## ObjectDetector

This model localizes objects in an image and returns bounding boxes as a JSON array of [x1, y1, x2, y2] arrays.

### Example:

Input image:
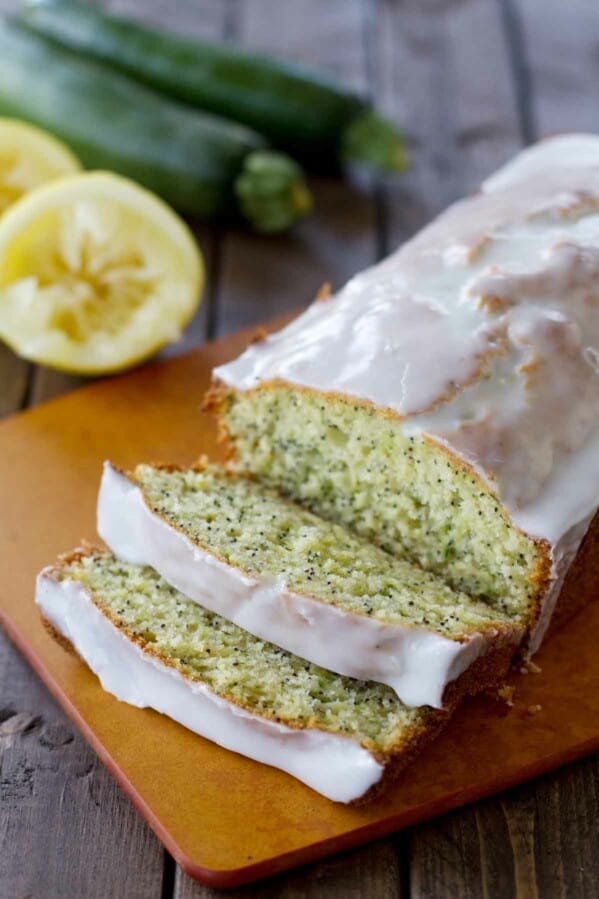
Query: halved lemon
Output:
[[0, 118, 81, 215], [0, 172, 203, 374]]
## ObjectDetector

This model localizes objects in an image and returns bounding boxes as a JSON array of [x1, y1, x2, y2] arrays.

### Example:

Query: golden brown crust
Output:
[[52, 540, 106, 572], [249, 327, 268, 344], [41, 616, 78, 657], [314, 282, 332, 302], [442, 630, 520, 707], [200, 378, 236, 459], [355, 709, 449, 805], [356, 631, 523, 804]]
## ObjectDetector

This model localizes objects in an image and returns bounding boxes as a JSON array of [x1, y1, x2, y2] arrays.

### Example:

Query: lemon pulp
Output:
[[0, 172, 203, 374]]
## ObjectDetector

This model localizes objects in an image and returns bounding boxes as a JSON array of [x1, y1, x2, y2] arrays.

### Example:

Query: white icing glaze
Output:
[[36, 570, 384, 803], [529, 513, 594, 654], [215, 135, 599, 539], [215, 136, 599, 647], [98, 461, 489, 708]]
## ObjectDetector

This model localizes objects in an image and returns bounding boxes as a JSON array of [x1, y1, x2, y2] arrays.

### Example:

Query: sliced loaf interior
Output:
[[213, 386, 548, 626], [98, 461, 523, 707], [37, 547, 449, 803]]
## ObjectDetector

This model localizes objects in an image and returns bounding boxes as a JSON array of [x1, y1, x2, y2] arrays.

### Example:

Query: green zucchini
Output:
[[0, 19, 312, 233], [18, 0, 407, 174]]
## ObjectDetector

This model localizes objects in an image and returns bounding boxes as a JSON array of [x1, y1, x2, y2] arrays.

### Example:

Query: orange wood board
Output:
[[1, 325, 598, 888]]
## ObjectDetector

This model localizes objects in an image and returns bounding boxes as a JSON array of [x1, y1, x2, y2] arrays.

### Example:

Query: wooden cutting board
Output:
[[1, 324, 598, 889]]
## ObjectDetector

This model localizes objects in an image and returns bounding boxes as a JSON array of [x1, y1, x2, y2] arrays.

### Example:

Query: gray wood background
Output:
[[1, 0, 598, 896]]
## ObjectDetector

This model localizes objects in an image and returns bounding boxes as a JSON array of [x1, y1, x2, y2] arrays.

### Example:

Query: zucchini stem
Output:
[[340, 111, 408, 174], [234, 151, 313, 234]]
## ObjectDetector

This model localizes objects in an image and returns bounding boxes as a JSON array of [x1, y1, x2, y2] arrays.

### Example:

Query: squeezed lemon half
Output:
[[0, 118, 81, 214], [0, 172, 203, 374]]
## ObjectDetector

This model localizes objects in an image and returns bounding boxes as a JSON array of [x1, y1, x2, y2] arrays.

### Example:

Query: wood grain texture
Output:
[[374, 0, 522, 252], [0, 345, 29, 418], [175, 839, 403, 899], [30, 368, 87, 406], [0, 628, 165, 899], [214, 0, 378, 337], [409, 757, 599, 899], [517, 0, 599, 135]]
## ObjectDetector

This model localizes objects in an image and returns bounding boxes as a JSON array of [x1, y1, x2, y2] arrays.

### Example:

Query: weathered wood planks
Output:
[[0, 611, 165, 898], [210, 0, 377, 338]]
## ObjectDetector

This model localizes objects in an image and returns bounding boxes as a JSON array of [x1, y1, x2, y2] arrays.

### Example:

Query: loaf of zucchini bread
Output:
[[208, 134, 599, 655], [36, 136, 599, 804]]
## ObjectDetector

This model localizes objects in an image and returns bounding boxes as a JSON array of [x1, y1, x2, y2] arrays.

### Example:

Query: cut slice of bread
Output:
[[36, 546, 451, 803], [208, 383, 548, 632], [98, 461, 523, 709]]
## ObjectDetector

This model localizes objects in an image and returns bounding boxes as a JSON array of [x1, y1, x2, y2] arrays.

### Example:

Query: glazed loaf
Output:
[[209, 134, 599, 654]]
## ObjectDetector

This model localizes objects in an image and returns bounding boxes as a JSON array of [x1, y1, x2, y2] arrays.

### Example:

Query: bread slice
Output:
[[37, 546, 451, 803], [207, 383, 547, 631], [98, 461, 523, 709], [207, 135, 599, 655]]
